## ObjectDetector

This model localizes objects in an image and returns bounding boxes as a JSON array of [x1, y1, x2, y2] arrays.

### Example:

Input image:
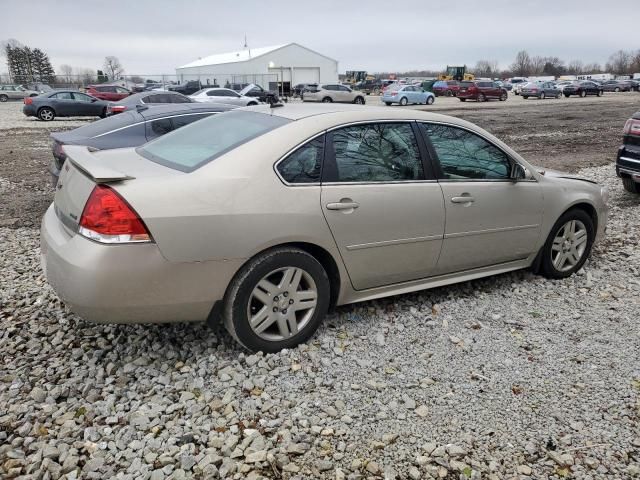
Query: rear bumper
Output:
[[40, 204, 244, 324], [23, 105, 37, 116], [616, 147, 640, 177]]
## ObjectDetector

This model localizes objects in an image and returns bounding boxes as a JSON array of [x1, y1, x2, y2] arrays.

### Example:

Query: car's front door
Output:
[[419, 122, 543, 274], [72, 92, 101, 115], [321, 122, 445, 290]]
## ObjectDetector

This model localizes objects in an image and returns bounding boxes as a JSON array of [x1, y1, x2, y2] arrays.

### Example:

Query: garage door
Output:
[[293, 67, 320, 85]]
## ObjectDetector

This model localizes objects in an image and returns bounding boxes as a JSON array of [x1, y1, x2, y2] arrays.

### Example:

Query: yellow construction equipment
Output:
[[438, 66, 475, 81]]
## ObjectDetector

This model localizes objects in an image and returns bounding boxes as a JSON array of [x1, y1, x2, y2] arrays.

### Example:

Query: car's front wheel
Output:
[[353, 96, 365, 105], [426, 96, 434, 105], [622, 177, 640, 194], [223, 247, 330, 352], [322, 97, 333, 103], [38, 107, 55, 121], [580, 90, 587, 97], [0, 94, 8, 102], [540, 209, 594, 279]]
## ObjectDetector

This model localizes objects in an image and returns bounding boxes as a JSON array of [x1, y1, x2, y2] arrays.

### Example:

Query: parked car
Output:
[[510, 78, 529, 95], [382, 85, 435, 105], [621, 80, 640, 92], [107, 91, 193, 115], [292, 83, 316, 97], [616, 111, 640, 193], [432, 80, 460, 97], [563, 81, 603, 98], [85, 85, 131, 101], [555, 80, 577, 92], [502, 82, 514, 91], [457, 81, 508, 102], [355, 79, 384, 95], [23, 91, 109, 121], [420, 80, 438, 93], [238, 84, 279, 104], [42, 104, 608, 352], [0, 84, 39, 102], [600, 80, 632, 92], [21, 83, 53, 94], [302, 84, 366, 104], [168, 80, 202, 96], [190, 88, 261, 106], [521, 82, 562, 99], [48, 103, 236, 184]]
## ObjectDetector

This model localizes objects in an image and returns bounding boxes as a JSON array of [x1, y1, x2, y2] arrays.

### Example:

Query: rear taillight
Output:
[[531, 89, 538, 92], [623, 119, 640, 137], [390, 91, 398, 96], [79, 185, 151, 243], [24, 97, 33, 105], [109, 105, 126, 114]]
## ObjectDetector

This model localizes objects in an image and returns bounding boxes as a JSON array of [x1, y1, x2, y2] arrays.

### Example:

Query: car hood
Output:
[[535, 167, 599, 185]]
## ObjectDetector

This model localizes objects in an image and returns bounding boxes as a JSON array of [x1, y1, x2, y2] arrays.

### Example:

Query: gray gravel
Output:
[[1, 164, 639, 480]]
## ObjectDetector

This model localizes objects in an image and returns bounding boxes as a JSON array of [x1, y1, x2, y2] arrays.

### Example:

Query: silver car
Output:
[[303, 84, 366, 104], [41, 104, 608, 352], [0, 84, 39, 102], [190, 88, 260, 106]]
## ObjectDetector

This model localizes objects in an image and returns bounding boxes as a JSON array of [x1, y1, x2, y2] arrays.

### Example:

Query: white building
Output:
[[175, 43, 338, 91]]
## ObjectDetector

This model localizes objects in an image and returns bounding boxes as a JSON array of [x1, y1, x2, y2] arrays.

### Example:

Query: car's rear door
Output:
[[321, 121, 445, 290], [51, 92, 76, 115], [419, 122, 543, 274]]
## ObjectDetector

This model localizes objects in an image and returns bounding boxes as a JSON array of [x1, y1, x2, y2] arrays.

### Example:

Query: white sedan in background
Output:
[[190, 88, 261, 106]]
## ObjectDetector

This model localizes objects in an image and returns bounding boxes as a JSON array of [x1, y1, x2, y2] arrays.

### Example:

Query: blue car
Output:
[[382, 84, 435, 106]]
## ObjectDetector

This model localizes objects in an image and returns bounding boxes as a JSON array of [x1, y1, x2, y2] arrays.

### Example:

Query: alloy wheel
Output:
[[551, 219, 588, 272], [247, 266, 318, 341], [39, 109, 54, 121]]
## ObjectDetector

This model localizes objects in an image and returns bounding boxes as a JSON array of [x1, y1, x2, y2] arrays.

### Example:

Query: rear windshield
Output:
[[137, 111, 291, 172]]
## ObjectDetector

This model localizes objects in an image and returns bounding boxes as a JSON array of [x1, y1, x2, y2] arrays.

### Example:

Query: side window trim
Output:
[[418, 121, 519, 182], [322, 121, 431, 185], [274, 132, 326, 186]]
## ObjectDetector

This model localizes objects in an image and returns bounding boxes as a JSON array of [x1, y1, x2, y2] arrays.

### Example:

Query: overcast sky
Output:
[[1, 0, 636, 75]]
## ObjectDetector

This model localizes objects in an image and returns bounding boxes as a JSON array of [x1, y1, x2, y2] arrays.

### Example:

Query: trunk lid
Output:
[[54, 145, 180, 232]]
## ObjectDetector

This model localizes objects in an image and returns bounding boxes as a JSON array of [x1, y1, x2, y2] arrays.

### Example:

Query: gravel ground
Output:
[[1, 165, 639, 480]]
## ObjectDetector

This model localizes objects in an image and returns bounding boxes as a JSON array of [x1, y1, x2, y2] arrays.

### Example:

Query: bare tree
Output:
[[510, 50, 531, 77], [567, 60, 584, 75], [530, 56, 546, 75], [473, 60, 499, 78], [583, 62, 602, 74], [607, 50, 632, 74], [631, 50, 640, 74], [542, 56, 565, 76], [58, 64, 73, 82], [103, 56, 124, 80]]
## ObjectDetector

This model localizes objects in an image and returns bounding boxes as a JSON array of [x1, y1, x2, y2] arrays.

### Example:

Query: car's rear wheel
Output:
[[426, 96, 434, 105], [322, 97, 333, 103], [353, 96, 365, 105], [446, 90, 452, 97], [247, 101, 258, 106], [522, 96, 528, 99], [580, 90, 587, 97], [38, 107, 55, 121], [540, 92, 546, 99], [385, 102, 392, 106], [499, 92, 507, 101], [0, 94, 8, 102], [100, 108, 107, 119], [478, 94, 486, 102], [564, 93, 570, 98], [614, 87, 620, 92], [597, 90, 602, 97], [224, 247, 330, 352], [459, 98, 466, 102], [540, 209, 594, 279], [622, 177, 640, 194], [399, 97, 408, 106]]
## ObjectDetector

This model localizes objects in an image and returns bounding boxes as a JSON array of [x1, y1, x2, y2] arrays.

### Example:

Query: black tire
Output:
[[459, 98, 466, 102], [523, 96, 529, 100], [564, 93, 570, 97], [29, 93, 38, 97], [622, 177, 640, 194], [322, 97, 333, 103], [446, 90, 452, 97], [614, 87, 620, 92], [539, 209, 595, 279], [580, 90, 587, 98], [385, 102, 392, 106], [540, 92, 546, 100], [478, 94, 486, 102], [38, 107, 55, 121], [426, 96, 434, 105], [353, 96, 365, 105], [99, 108, 107, 119], [399, 97, 408, 106], [499, 92, 508, 101], [247, 101, 258, 106], [597, 90, 602, 97], [223, 247, 330, 352], [0, 94, 8, 102]]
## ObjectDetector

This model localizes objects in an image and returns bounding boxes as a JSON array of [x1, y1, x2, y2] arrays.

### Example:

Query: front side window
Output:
[[73, 93, 93, 102], [277, 136, 324, 184], [422, 123, 511, 180], [331, 123, 424, 182]]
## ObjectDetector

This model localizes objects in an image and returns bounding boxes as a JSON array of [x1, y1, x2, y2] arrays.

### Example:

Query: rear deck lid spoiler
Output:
[[63, 145, 134, 183]]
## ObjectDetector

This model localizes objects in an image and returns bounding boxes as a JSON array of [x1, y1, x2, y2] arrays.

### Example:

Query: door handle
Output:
[[326, 201, 360, 210], [451, 196, 475, 204]]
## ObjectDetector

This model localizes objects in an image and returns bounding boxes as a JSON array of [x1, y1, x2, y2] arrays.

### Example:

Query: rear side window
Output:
[[171, 113, 213, 129], [277, 136, 324, 184], [138, 111, 291, 172], [421, 123, 511, 180], [460, 82, 474, 88], [330, 123, 424, 182], [53, 92, 73, 100], [146, 118, 173, 139]]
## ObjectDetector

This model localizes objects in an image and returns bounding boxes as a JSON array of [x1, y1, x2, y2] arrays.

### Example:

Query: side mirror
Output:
[[510, 163, 527, 182]]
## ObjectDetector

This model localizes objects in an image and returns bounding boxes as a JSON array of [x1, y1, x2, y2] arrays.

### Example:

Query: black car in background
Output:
[[168, 80, 202, 95], [23, 91, 109, 121], [563, 81, 603, 98], [238, 84, 279, 104], [616, 111, 640, 193], [107, 90, 193, 114], [48, 103, 236, 183], [621, 80, 640, 92]]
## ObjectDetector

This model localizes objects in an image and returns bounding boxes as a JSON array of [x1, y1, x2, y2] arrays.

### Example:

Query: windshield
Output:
[[137, 111, 291, 172], [239, 83, 260, 95]]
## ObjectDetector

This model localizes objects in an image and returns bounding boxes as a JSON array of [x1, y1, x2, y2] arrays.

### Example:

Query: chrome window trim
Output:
[[92, 112, 216, 138], [273, 131, 326, 187], [418, 120, 538, 183]]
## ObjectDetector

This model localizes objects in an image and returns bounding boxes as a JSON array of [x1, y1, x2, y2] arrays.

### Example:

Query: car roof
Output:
[[116, 91, 192, 105], [138, 103, 236, 119]]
